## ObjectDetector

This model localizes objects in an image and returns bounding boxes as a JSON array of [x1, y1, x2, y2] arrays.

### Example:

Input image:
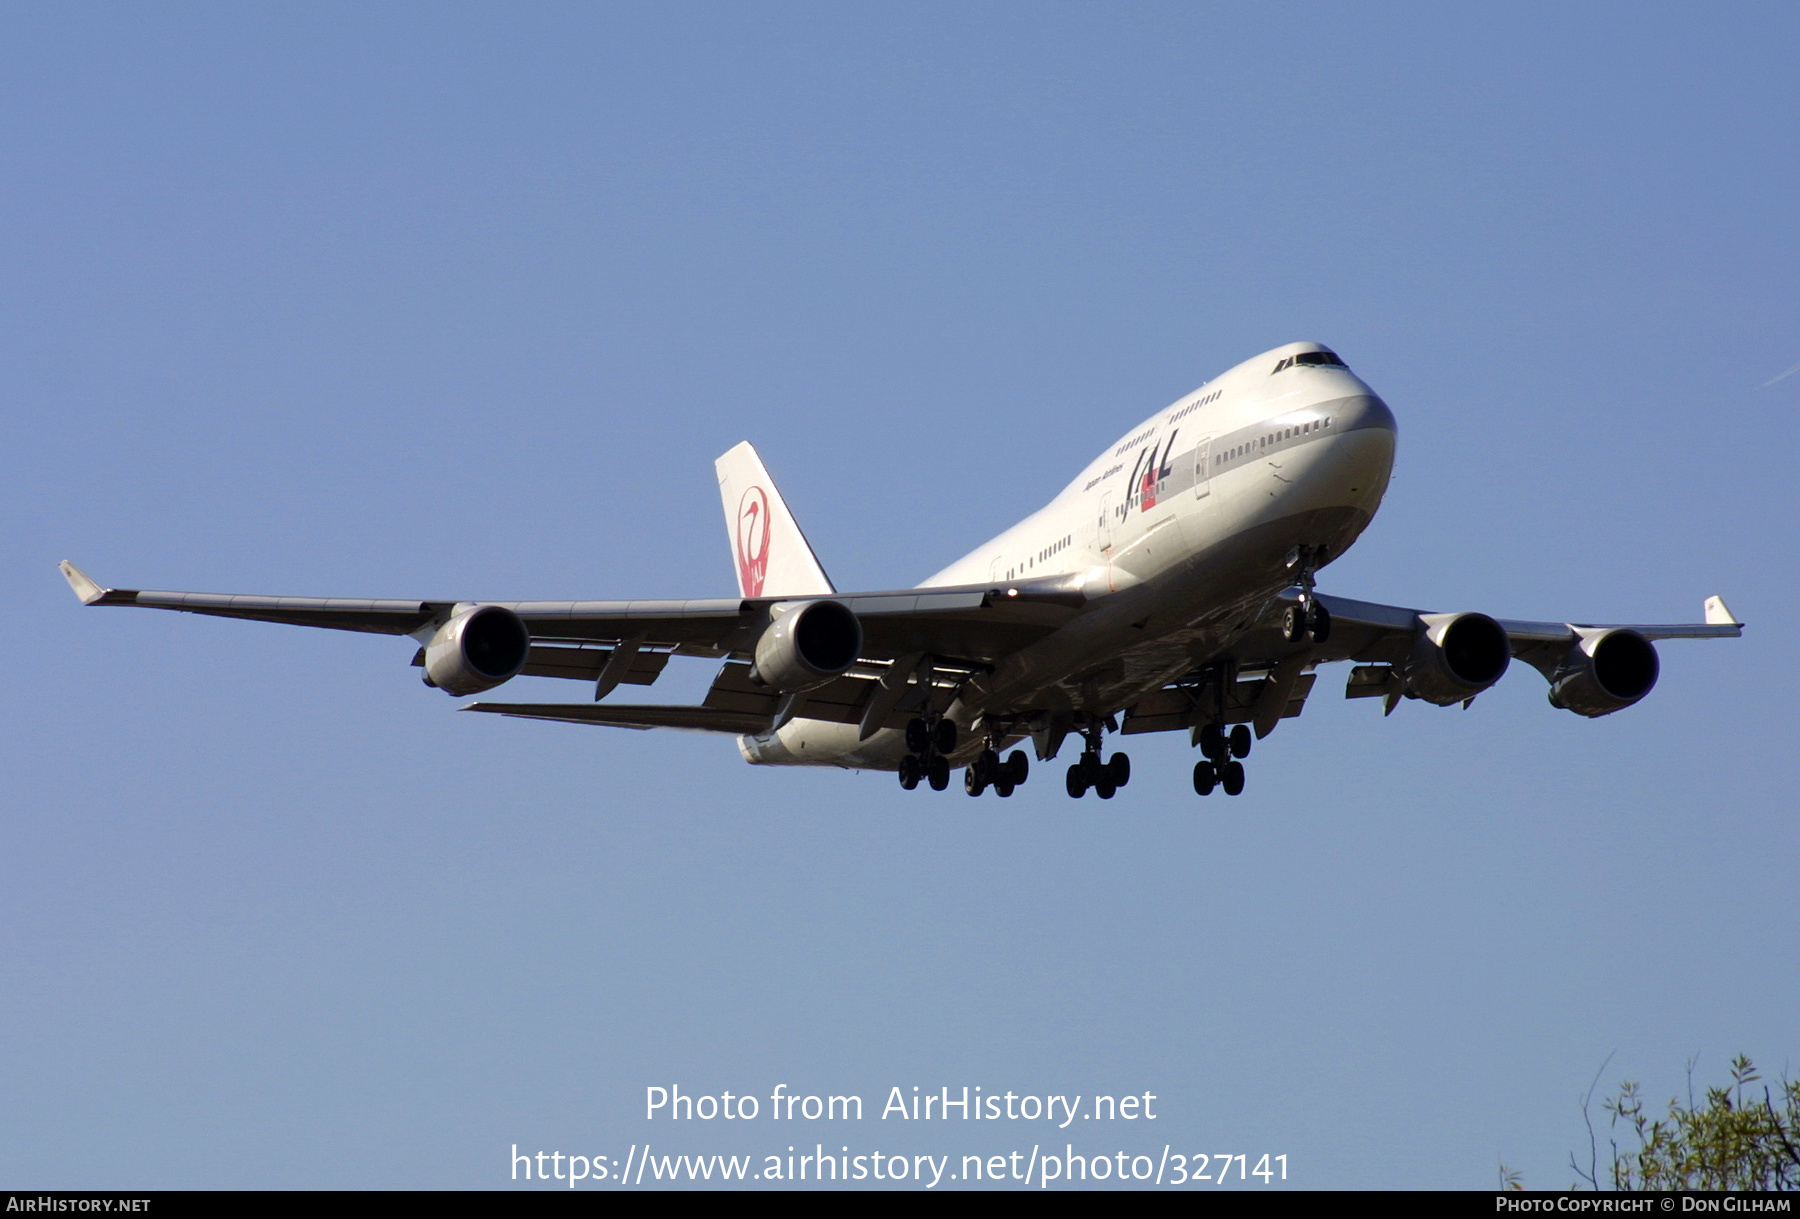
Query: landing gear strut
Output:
[[1281, 544, 1333, 644], [1192, 721, 1251, 797], [905, 716, 956, 756], [1065, 721, 1130, 800]]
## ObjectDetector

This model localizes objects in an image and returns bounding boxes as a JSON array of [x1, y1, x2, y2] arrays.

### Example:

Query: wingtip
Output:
[[58, 560, 106, 605], [1704, 595, 1741, 627]]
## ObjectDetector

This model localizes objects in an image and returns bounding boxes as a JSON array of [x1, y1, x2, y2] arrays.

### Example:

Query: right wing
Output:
[[457, 703, 769, 734], [59, 559, 1085, 679], [465, 657, 947, 738]]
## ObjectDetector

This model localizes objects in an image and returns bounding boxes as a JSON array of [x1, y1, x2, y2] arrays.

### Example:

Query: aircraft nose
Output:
[[1332, 393, 1397, 438], [1316, 392, 1397, 515]]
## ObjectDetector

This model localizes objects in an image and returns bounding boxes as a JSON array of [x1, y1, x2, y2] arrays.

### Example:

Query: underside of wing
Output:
[[1121, 668, 1316, 737], [59, 561, 1084, 712], [1117, 589, 1744, 740], [1125, 588, 1747, 729], [460, 703, 769, 734], [61, 560, 447, 634]]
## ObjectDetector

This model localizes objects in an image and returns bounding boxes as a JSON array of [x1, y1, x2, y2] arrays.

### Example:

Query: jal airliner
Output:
[[60, 342, 1741, 799]]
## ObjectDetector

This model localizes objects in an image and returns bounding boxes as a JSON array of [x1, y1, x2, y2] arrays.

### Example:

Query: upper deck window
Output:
[[1272, 349, 1348, 374]]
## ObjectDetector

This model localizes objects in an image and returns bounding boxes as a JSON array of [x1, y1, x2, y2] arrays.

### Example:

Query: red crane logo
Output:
[[736, 486, 771, 597]]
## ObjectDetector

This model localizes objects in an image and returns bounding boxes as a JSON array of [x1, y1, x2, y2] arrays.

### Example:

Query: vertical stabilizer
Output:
[[714, 442, 835, 598]]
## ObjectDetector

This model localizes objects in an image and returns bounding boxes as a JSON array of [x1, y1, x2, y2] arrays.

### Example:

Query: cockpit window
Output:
[[1272, 349, 1348, 374]]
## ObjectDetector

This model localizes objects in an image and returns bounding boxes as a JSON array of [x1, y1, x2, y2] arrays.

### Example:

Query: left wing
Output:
[[1308, 590, 1742, 672], [1123, 590, 1743, 739]]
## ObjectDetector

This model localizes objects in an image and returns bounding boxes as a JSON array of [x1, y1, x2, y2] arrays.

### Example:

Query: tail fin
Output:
[[714, 442, 835, 598]]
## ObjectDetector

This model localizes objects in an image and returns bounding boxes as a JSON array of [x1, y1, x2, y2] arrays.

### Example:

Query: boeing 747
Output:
[[60, 342, 1741, 799]]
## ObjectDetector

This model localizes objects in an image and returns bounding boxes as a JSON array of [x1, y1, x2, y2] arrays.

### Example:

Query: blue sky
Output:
[[3, 2, 1796, 1189]]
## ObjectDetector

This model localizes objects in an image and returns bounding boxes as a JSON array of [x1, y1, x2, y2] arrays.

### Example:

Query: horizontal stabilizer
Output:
[[461, 702, 767, 734]]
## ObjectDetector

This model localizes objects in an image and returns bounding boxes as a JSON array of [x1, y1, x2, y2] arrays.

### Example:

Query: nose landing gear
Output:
[[1281, 545, 1333, 644]]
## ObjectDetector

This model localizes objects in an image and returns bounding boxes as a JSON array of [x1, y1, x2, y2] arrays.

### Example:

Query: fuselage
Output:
[[741, 341, 1398, 768]]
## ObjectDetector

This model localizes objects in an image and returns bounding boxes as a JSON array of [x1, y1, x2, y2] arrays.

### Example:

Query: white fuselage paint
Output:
[[739, 341, 1399, 769]]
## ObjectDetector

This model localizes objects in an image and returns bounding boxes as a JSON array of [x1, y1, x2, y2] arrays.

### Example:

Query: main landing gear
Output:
[[898, 716, 954, 791], [1065, 723, 1130, 800], [1192, 722, 1251, 797], [964, 745, 1029, 798], [897, 717, 1031, 796], [897, 716, 957, 792], [1281, 544, 1333, 644]]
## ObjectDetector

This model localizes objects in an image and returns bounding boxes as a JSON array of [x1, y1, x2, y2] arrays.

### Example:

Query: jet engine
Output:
[[1547, 628, 1659, 717], [422, 604, 531, 696], [751, 599, 863, 692], [1403, 612, 1512, 705]]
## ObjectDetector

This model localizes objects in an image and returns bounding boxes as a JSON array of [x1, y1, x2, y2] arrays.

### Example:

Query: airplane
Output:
[[59, 341, 1743, 800]]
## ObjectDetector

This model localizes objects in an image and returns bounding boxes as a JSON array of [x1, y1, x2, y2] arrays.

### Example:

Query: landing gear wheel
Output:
[[1307, 601, 1332, 643], [927, 755, 950, 791], [1198, 723, 1227, 761], [974, 748, 999, 785], [993, 780, 1015, 798], [1108, 752, 1131, 787], [964, 765, 986, 797], [898, 755, 921, 790], [1193, 760, 1217, 795], [905, 718, 930, 755], [1229, 725, 1252, 759], [1220, 760, 1246, 796], [1282, 604, 1306, 643], [934, 719, 958, 755], [1066, 765, 1088, 799], [1093, 780, 1116, 799], [1005, 750, 1029, 786]]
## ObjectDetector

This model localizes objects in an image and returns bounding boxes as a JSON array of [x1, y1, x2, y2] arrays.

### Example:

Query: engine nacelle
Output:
[[1547, 628, 1659, 717], [422, 604, 531, 696], [1403, 611, 1512, 706], [751, 599, 862, 693]]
